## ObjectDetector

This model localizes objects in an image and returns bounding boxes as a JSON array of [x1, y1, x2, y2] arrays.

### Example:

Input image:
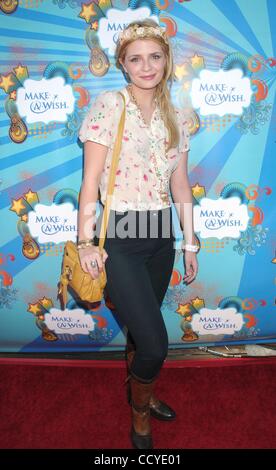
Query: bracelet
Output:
[[77, 238, 95, 250], [182, 242, 199, 253]]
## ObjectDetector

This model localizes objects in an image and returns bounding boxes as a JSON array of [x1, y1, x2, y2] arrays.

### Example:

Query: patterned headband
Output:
[[117, 23, 169, 46]]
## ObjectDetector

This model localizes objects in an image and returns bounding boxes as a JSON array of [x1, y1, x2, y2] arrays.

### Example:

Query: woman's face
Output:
[[120, 39, 166, 90]]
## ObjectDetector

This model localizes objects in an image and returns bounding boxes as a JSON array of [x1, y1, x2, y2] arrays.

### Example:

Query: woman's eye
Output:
[[130, 55, 161, 62]]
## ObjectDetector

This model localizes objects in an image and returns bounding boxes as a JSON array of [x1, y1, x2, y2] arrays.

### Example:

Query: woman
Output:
[[77, 19, 199, 449]]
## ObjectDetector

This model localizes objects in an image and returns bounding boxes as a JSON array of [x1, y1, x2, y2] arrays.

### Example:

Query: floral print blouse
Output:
[[78, 86, 190, 212]]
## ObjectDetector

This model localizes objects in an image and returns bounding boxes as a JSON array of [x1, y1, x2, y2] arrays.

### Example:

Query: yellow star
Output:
[[190, 53, 205, 70], [183, 81, 191, 90], [91, 20, 98, 31], [176, 303, 192, 316], [40, 296, 54, 310], [192, 183, 205, 199], [9, 197, 27, 216], [24, 189, 39, 206], [28, 302, 43, 315], [0, 73, 16, 93], [175, 64, 186, 80], [13, 64, 28, 81], [10, 90, 17, 100], [176, 62, 196, 81], [98, 0, 112, 11], [191, 297, 205, 310], [79, 2, 97, 23], [21, 214, 28, 223]]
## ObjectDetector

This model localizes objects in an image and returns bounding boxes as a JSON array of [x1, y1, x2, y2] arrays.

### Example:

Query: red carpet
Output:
[[0, 359, 275, 449]]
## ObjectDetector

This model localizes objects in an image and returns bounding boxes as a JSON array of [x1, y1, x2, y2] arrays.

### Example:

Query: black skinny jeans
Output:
[[94, 206, 176, 382]]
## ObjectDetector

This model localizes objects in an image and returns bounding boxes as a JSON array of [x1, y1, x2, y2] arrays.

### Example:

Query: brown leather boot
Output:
[[126, 348, 176, 421], [130, 373, 154, 449]]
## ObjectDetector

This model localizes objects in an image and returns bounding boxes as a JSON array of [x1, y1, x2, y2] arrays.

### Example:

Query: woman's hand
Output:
[[78, 245, 108, 279], [183, 251, 198, 285]]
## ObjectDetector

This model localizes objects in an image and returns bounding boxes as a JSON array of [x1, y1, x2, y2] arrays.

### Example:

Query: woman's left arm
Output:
[[170, 151, 198, 284]]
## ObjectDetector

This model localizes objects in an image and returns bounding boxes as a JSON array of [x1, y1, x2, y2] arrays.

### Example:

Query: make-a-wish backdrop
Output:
[[0, 0, 275, 352]]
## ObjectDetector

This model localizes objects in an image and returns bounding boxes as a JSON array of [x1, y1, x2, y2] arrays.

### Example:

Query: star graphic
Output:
[[192, 183, 205, 199], [182, 82, 191, 91], [40, 296, 54, 310], [175, 64, 186, 80], [0, 73, 16, 93], [28, 302, 43, 315], [9, 197, 28, 216], [91, 20, 99, 31], [79, 2, 97, 23], [175, 62, 195, 81], [21, 214, 28, 223], [191, 297, 205, 310], [190, 53, 205, 70], [176, 303, 192, 316], [10, 90, 17, 100], [24, 189, 39, 206], [13, 64, 29, 82], [98, 0, 110, 10]]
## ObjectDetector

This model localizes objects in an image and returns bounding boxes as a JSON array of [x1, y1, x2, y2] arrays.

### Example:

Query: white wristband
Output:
[[182, 243, 199, 252]]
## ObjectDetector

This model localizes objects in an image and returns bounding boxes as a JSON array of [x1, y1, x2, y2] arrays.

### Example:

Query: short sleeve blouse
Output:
[[78, 86, 190, 212], [78, 90, 117, 149]]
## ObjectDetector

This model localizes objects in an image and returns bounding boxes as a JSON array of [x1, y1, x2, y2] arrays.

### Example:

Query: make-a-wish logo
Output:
[[27, 203, 77, 244], [98, 7, 159, 56], [45, 308, 95, 335], [191, 69, 253, 116], [192, 307, 244, 336], [16, 76, 75, 124], [194, 197, 249, 239]]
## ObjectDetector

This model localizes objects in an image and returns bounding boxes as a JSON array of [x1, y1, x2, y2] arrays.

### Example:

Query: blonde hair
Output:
[[114, 18, 180, 152]]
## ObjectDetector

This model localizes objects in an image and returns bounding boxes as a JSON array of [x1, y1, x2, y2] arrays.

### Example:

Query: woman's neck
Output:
[[128, 83, 156, 109]]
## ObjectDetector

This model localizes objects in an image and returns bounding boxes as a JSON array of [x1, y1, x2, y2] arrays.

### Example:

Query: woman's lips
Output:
[[140, 74, 156, 80]]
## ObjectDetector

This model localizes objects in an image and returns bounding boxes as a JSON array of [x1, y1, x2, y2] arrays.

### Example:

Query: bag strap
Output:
[[98, 91, 126, 250], [58, 265, 70, 308]]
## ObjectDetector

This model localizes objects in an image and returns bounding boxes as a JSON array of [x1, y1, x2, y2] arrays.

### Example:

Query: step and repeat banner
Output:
[[0, 0, 275, 352]]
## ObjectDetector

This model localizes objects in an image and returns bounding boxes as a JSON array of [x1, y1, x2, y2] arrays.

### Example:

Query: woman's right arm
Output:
[[77, 140, 109, 278]]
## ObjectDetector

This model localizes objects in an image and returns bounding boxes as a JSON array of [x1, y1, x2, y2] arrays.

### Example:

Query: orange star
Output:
[[190, 53, 205, 70], [175, 64, 186, 80], [176, 62, 195, 81], [28, 302, 42, 315], [91, 20, 98, 31], [21, 214, 28, 223], [10, 90, 17, 100], [192, 183, 205, 199], [79, 2, 97, 23], [191, 297, 205, 310], [24, 189, 39, 206], [13, 64, 28, 81], [9, 197, 27, 216], [0, 73, 16, 93], [176, 303, 192, 316], [40, 296, 53, 310], [182, 81, 191, 91], [98, 0, 111, 10]]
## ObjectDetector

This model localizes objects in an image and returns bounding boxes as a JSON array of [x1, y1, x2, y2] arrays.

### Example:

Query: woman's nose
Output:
[[142, 61, 152, 71]]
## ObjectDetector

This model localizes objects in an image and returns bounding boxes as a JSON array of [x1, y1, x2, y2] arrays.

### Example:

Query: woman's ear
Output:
[[119, 58, 127, 74]]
